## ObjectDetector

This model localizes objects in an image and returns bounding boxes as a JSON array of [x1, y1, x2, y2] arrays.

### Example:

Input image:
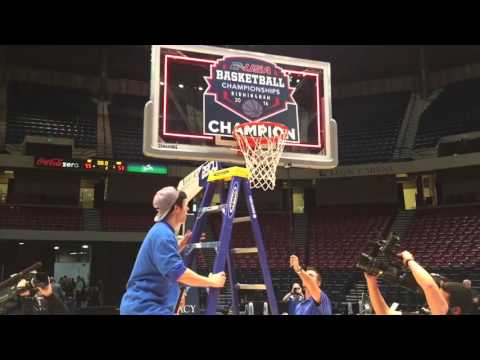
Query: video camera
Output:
[[356, 232, 420, 293], [20, 272, 51, 293], [0, 262, 48, 313]]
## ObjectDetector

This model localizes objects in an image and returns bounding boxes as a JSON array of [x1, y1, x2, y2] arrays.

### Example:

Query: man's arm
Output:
[[400, 251, 448, 315], [289, 255, 321, 303], [178, 231, 206, 253], [177, 231, 190, 253], [281, 292, 293, 303], [296, 270, 321, 303], [155, 232, 225, 289], [177, 269, 225, 288], [178, 236, 188, 253], [364, 273, 400, 315]]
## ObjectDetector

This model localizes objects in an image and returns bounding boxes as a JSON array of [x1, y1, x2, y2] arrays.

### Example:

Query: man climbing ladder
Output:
[[120, 186, 226, 315]]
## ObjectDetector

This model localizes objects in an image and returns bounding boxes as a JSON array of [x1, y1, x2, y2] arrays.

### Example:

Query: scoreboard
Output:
[[35, 157, 126, 174], [34, 157, 168, 176], [83, 159, 126, 173]]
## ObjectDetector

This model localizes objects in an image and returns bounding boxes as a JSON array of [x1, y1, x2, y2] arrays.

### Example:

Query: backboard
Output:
[[144, 45, 338, 169]]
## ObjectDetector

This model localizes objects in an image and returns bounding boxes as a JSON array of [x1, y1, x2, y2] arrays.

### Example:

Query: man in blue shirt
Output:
[[120, 186, 226, 315], [289, 255, 332, 315]]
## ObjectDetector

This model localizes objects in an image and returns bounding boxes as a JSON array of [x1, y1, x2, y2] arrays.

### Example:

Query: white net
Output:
[[233, 122, 289, 191]]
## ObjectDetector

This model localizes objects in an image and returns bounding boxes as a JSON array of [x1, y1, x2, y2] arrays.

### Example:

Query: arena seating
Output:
[[209, 213, 295, 270], [6, 83, 97, 148], [334, 92, 410, 165], [101, 204, 154, 232], [401, 206, 480, 269], [415, 78, 480, 149], [109, 95, 148, 160], [9, 194, 79, 206], [307, 204, 396, 269], [0, 205, 83, 230]]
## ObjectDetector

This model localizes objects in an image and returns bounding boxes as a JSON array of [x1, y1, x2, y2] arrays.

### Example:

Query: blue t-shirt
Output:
[[120, 221, 187, 315], [287, 295, 304, 315], [294, 291, 332, 315]]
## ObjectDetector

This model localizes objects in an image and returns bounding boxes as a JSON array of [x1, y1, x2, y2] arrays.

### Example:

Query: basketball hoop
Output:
[[233, 121, 289, 191]]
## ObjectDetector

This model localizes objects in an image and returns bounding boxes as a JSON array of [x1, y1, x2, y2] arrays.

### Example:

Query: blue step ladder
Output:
[[183, 167, 278, 315]]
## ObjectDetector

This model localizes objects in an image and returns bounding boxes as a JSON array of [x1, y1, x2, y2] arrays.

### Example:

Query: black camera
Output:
[[19, 272, 51, 294], [356, 232, 419, 293], [0, 264, 51, 314], [30, 272, 50, 289]]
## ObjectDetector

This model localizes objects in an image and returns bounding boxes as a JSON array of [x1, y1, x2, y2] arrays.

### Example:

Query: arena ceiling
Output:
[[4, 45, 480, 85]]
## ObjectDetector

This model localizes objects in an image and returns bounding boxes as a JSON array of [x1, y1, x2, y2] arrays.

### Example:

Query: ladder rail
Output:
[[242, 180, 279, 315], [185, 169, 279, 315], [205, 177, 242, 315], [226, 252, 240, 315]]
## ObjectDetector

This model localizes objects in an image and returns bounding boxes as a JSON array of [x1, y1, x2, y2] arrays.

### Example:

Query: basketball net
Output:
[[233, 121, 289, 191]]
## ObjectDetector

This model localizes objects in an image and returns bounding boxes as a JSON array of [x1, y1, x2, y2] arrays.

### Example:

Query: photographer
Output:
[[364, 251, 473, 315], [472, 296, 480, 314], [282, 282, 304, 315], [282, 283, 304, 303], [2, 276, 69, 315], [463, 279, 478, 298]]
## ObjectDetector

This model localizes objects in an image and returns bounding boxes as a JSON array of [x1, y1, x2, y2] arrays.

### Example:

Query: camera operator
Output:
[[2, 276, 69, 315], [364, 251, 473, 315], [282, 282, 304, 315], [463, 279, 478, 297], [463, 279, 479, 314], [282, 283, 304, 303], [472, 296, 480, 314]]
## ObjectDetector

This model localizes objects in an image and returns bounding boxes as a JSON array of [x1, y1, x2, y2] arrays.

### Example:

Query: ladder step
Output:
[[187, 241, 219, 250], [233, 216, 251, 223], [199, 205, 226, 214], [208, 167, 250, 182], [231, 247, 258, 254], [236, 283, 266, 291]]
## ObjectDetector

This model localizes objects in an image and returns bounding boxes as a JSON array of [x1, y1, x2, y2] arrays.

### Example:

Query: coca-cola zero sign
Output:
[[35, 157, 81, 169]]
